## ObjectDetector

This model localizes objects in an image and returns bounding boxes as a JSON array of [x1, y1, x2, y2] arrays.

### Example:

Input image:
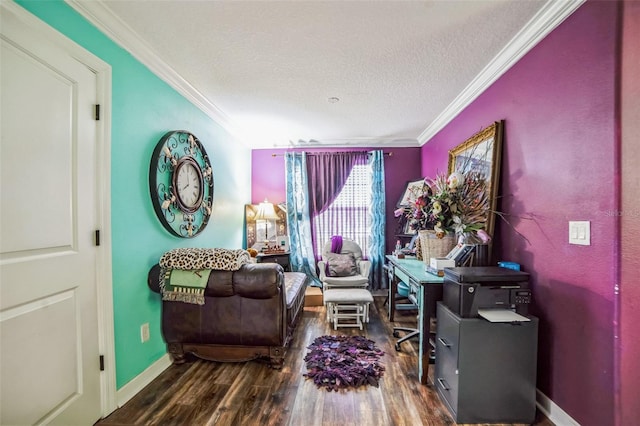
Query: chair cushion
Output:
[[283, 272, 307, 308], [323, 275, 369, 286], [325, 252, 357, 277], [322, 239, 363, 263], [397, 281, 411, 297], [323, 288, 373, 304]]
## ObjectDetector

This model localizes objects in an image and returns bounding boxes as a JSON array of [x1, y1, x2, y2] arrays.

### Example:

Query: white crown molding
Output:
[[66, 0, 584, 150], [268, 137, 421, 149], [65, 0, 244, 144], [418, 0, 586, 145]]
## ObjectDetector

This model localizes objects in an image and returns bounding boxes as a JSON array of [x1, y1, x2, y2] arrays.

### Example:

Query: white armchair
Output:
[[317, 239, 371, 291]]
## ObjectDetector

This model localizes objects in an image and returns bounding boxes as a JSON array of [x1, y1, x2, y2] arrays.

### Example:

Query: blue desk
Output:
[[386, 255, 444, 385]]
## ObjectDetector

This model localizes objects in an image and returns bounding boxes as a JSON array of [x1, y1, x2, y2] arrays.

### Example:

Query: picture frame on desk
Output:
[[402, 219, 417, 235], [446, 244, 476, 266], [397, 179, 427, 208]]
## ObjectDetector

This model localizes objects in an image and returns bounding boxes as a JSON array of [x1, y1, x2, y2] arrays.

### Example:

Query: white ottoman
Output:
[[323, 288, 374, 330]]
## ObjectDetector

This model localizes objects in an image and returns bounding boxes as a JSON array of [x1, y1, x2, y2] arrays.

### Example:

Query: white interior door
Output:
[[1, 5, 104, 425]]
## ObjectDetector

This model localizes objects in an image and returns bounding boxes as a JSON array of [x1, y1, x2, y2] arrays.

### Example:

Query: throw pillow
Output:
[[325, 252, 357, 277]]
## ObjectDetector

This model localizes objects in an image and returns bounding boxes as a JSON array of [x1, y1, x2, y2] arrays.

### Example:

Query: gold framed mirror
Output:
[[447, 120, 504, 239]]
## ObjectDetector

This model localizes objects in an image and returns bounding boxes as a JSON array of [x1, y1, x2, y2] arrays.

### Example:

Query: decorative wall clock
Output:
[[149, 130, 214, 238]]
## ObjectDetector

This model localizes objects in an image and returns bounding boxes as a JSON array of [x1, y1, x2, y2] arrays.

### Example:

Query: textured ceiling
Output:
[[71, 1, 580, 148]]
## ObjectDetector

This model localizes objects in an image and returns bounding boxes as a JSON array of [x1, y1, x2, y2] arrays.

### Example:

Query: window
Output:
[[313, 164, 371, 257]]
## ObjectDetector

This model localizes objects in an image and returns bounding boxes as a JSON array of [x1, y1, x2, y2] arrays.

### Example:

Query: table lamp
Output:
[[255, 199, 280, 248]]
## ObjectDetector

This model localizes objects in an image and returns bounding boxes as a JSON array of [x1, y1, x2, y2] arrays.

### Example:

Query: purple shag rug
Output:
[[303, 335, 385, 391]]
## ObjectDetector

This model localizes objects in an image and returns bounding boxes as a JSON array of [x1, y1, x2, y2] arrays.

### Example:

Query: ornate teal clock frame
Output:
[[149, 130, 214, 238]]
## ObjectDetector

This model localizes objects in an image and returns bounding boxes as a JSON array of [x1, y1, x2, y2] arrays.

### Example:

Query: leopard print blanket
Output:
[[159, 247, 251, 271], [159, 248, 251, 305]]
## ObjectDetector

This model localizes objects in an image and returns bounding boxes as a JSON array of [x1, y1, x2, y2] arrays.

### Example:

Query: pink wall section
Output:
[[249, 2, 637, 424], [421, 2, 623, 425], [251, 147, 422, 254], [620, 2, 640, 424]]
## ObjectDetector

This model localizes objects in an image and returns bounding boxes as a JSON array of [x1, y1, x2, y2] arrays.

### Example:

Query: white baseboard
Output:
[[116, 354, 172, 408], [536, 389, 581, 426]]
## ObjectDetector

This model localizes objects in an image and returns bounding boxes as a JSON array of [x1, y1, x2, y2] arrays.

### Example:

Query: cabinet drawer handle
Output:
[[437, 337, 451, 347], [437, 378, 450, 390]]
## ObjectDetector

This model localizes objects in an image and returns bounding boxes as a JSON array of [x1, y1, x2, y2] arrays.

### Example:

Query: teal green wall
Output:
[[16, 1, 251, 389]]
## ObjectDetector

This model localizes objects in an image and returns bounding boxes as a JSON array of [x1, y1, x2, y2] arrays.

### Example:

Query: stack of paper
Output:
[[478, 309, 531, 323]]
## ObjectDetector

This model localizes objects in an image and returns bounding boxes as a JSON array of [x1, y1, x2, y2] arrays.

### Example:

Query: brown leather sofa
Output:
[[148, 262, 307, 369]]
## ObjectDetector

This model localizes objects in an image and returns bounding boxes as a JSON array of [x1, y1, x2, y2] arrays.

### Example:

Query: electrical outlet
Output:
[[140, 323, 150, 343]]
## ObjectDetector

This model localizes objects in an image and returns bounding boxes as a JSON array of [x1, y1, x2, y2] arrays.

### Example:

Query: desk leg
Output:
[[417, 284, 429, 385], [388, 275, 398, 321], [418, 283, 443, 385]]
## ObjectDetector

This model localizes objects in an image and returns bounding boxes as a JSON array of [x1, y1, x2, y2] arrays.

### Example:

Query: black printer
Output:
[[443, 266, 531, 318]]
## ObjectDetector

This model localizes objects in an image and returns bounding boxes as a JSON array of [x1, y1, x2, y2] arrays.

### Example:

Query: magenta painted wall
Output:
[[620, 2, 640, 424], [421, 2, 622, 425], [251, 147, 422, 254], [248, 2, 639, 424]]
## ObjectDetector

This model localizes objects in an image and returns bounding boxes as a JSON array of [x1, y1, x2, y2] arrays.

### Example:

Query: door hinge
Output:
[[99, 355, 105, 371], [95, 230, 100, 246], [94, 104, 100, 120]]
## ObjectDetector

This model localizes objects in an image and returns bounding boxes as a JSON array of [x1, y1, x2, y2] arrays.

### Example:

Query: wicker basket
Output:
[[418, 230, 456, 265]]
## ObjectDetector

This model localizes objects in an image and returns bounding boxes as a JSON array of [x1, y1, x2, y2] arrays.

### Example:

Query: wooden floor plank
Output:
[[96, 296, 554, 426]]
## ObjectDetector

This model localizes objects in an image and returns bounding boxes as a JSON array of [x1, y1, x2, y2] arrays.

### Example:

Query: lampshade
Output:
[[255, 200, 279, 221]]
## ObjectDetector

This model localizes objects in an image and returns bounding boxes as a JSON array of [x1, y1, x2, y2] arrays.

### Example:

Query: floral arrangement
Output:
[[395, 171, 490, 239]]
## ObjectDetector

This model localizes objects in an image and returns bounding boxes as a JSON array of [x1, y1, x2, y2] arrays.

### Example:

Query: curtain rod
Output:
[[271, 151, 393, 157]]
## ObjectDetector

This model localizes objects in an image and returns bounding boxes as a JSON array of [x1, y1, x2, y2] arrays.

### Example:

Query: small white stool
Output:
[[323, 288, 374, 330]]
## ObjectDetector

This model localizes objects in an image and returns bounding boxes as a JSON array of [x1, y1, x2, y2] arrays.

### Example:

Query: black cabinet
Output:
[[256, 252, 290, 271], [435, 302, 538, 424]]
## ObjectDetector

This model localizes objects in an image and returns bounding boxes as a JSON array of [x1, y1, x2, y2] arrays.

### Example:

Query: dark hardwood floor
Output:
[[96, 296, 554, 426]]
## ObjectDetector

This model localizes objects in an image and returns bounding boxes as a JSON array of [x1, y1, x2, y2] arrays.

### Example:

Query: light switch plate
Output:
[[569, 221, 590, 245]]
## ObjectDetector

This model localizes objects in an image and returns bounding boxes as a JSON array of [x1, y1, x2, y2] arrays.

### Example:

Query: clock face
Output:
[[149, 131, 214, 238], [174, 157, 203, 211]]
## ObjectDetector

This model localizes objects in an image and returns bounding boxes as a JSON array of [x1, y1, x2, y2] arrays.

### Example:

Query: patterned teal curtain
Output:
[[368, 150, 386, 289], [285, 152, 322, 287]]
